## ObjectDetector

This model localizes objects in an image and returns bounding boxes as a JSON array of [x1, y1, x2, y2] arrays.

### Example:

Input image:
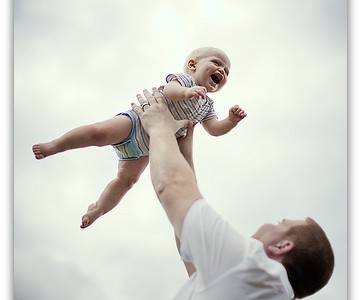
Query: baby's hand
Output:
[[229, 105, 247, 123], [185, 86, 207, 100]]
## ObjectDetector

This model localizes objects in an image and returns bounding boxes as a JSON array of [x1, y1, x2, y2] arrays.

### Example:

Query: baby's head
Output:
[[183, 47, 231, 93]]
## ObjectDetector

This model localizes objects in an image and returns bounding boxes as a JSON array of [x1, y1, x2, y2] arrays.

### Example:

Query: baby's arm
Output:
[[202, 105, 247, 136], [163, 80, 207, 101]]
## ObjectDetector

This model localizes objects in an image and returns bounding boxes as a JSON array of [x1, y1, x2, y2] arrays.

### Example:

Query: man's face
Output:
[[252, 219, 307, 249]]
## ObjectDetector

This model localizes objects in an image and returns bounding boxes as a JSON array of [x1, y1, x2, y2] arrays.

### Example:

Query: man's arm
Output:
[[131, 88, 202, 239], [177, 122, 196, 174], [175, 233, 197, 277], [176, 122, 198, 277]]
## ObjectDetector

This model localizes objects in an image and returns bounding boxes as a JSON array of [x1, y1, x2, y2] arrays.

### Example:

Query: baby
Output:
[[32, 46, 247, 229]]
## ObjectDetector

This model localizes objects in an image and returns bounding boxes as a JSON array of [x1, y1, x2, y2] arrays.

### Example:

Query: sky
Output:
[[12, 0, 349, 299]]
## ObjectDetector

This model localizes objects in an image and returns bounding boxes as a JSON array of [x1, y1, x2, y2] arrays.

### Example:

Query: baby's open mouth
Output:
[[211, 73, 222, 84]]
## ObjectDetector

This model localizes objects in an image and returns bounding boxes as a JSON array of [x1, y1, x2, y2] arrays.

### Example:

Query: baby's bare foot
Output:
[[32, 144, 46, 159], [80, 202, 103, 229], [32, 143, 56, 160]]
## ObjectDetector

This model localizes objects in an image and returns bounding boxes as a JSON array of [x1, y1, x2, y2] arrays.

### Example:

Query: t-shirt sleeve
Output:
[[180, 199, 250, 284], [202, 96, 218, 121], [166, 73, 196, 88]]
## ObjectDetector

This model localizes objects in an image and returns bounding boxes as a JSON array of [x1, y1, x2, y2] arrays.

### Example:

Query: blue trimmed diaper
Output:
[[112, 110, 150, 160]]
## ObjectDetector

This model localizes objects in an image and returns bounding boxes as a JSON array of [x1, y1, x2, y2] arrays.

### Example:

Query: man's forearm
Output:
[[131, 88, 202, 238], [150, 130, 197, 198], [178, 141, 195, 175], [182, 150, 195, 176], [149, 130, 202, 238]]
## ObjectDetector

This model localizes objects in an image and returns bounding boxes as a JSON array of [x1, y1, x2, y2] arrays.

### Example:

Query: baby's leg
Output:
[[32, 115, 132, 159], [80, 156, 149, 229]]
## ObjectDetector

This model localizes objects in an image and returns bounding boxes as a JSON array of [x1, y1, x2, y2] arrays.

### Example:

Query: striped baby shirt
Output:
[[112, 73, 218, 160]]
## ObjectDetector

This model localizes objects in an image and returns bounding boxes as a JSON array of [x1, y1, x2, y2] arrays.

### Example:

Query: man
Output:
[[131, 88, 334, 299]]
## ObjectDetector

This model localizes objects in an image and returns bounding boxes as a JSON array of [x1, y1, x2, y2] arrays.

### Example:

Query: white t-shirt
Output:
[[173, 199, 294, 300]]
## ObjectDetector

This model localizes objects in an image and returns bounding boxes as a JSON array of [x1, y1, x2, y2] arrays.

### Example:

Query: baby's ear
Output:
[[187, 59, 196, 71]]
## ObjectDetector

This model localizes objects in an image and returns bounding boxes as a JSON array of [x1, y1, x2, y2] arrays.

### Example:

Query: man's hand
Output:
[[131, 88, 190, 135]]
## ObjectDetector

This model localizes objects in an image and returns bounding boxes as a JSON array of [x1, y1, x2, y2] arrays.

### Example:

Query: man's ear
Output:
[[268, 240, 294, 256], [187, 59, 196, 71]]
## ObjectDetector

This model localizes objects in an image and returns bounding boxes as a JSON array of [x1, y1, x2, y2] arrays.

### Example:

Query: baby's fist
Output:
[[186, 86, 207, 100], [229, 105, 247, 123]]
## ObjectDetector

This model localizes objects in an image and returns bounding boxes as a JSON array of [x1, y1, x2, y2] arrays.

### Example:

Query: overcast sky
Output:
[[14, 0, 347, 299]]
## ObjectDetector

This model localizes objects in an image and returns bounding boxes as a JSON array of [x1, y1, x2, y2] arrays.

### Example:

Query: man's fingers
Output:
[[185, 121, 196, 136], [134, 88, 164, 113], [136, 93, 148, 105], [143, 88, 158, 105], [152, 87, 163, 103], [131, 102, 142, 115]]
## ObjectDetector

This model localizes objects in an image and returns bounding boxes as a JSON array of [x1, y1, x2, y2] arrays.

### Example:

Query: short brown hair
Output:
[[282, 218, 334, 298]]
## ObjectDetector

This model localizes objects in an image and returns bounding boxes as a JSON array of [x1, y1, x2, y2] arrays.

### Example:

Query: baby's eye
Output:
[[212, 60, 220, 66]]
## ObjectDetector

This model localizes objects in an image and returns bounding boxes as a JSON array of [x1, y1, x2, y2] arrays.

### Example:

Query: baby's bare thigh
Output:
[[95, 115, 133, 145]]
